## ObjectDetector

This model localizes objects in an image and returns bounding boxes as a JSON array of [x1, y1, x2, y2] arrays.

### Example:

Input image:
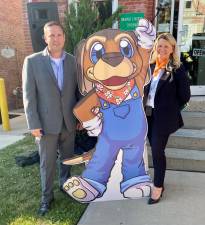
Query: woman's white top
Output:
[[146, 69, 165, 108]]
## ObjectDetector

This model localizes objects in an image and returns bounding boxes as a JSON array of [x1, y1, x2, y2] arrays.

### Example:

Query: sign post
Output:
[[0, 78, 11, 131], [120, 12, 144, 31]]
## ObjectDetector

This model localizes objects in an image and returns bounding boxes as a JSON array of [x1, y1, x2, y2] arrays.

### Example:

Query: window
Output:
[[186, 1, 192, 8], [38, 9, 48, 19], [34, 9, 48, 20], [157, 0, 172, 33]]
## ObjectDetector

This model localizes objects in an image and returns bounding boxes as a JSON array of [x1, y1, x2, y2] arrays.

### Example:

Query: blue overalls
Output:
[[82, 84, 151, 196]]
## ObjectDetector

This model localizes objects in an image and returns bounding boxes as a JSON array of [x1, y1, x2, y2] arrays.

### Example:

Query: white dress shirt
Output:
[[146, 69, 164, 108]]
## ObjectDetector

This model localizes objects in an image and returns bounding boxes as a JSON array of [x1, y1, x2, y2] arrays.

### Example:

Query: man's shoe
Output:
[[37, 199, 54, 216]]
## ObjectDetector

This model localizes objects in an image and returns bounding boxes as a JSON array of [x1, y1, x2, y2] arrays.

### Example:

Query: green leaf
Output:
[[64, 0, 122, 54]]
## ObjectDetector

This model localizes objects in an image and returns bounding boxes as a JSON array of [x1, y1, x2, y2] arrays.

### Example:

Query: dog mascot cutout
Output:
[[63, 19, 156, 203]]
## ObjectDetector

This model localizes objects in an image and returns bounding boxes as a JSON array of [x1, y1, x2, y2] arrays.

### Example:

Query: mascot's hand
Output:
[[82, 107, 102, 136], [135, 18, 156, 49]]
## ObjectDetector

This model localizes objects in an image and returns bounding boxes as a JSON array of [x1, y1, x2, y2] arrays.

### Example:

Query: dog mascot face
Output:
[[83, 29, 143, 90], [63, 19, 156, 203]]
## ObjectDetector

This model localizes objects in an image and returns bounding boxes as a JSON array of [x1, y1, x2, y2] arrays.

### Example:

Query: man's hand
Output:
[[135, 19, 156, 49], [31, 128, 43, 138]]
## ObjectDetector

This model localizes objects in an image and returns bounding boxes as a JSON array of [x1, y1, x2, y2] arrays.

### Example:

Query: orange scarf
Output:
[[153, 58, 169, 77]]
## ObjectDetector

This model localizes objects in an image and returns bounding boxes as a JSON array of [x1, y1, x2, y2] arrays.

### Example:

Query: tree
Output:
[[64, 0, 122, 54]]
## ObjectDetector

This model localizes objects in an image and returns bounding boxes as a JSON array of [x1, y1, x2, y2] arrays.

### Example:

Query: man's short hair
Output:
[[43, 21, 65, 34]]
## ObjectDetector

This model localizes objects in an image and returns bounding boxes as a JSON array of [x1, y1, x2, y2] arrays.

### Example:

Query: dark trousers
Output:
[[147, 114, 169, 187], [36, 123, 75, 203]]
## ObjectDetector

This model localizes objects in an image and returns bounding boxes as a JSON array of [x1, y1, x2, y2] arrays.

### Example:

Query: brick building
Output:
[[0, 0, 156, 109], [0, 0, 68, 109], [0, 0, 204, 110], [119, 0, 155, 20], [0, 0, 26, 109]]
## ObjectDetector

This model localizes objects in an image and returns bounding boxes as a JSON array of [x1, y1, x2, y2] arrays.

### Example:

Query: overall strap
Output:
[[130, 85, 141, 99]]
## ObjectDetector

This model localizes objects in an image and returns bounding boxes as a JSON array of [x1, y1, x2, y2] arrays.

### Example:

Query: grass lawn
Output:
[[0, 135, 87, 225]]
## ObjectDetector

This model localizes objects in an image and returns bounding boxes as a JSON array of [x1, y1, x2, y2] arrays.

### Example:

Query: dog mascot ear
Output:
[[63, 19, 156, 203], [75, 39, 94, 96]]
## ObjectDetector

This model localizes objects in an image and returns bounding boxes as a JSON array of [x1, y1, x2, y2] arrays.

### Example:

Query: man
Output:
[[22, 21, 78, 216]]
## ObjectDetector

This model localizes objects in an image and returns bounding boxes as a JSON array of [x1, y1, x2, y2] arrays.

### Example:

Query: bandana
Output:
[[153, 57, 169, 77], [95, 79, 135, 105]]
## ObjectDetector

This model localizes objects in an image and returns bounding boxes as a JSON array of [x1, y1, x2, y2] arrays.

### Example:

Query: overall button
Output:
[[102, 101, 110, 109], [132, 92, 138, 99]]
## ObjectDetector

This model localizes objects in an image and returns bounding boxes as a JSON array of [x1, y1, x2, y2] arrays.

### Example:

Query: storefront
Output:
[[155, 0, 205, 95], [114, 0, 205, 95]]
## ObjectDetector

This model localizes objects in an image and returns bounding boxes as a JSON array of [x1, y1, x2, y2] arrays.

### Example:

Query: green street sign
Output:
[[120, 12, 144, 31]]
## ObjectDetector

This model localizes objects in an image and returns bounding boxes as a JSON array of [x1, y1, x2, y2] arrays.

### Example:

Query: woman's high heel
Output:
[[148, 187, 164, 205]]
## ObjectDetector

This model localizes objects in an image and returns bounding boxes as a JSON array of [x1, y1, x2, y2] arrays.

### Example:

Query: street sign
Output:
[[120, 12, 144, 31], [193, 48, 205, 57]]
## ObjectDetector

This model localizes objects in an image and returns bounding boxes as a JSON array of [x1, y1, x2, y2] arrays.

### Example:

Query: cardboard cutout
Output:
[[63, 19, 156, 203]]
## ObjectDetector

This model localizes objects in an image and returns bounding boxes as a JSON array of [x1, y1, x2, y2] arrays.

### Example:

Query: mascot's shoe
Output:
[[63, 177, 99, 203], [123, 182, 153, 199]]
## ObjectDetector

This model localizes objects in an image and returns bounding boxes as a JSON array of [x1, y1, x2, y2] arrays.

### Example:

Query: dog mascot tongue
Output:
[[63, 19, 156, 203]]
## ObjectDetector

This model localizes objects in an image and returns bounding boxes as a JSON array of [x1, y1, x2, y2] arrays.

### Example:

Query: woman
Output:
[[144, 33, 191, 204]]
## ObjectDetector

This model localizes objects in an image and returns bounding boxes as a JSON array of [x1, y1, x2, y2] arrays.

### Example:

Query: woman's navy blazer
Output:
[[144, 64, 191, 135]]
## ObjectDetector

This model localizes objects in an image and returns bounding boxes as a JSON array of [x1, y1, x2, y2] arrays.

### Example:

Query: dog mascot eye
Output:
[[90, 42, 105, 64], [120, 39, 133, 58]]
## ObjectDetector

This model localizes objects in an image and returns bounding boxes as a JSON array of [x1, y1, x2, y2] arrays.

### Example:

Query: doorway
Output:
[[27, 2, 59, 52], [177, 0, 205, 95], [156, 0, 205, 95]]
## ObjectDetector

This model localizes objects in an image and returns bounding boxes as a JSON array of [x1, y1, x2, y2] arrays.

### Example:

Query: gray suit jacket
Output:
[[22, 48, 78, 134]]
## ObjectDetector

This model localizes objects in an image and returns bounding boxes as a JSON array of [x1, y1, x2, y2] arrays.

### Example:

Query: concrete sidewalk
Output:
[[78, 169, 205, 225], [0, 110, 28, 150], [1, 112, 205, 225]]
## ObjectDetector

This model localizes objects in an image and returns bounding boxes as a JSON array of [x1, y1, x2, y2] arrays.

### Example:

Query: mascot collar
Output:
[[95, 79, 135, 105]]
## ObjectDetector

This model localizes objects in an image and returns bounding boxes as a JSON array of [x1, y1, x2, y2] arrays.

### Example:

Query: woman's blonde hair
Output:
[[150, 33, 181, 68]]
